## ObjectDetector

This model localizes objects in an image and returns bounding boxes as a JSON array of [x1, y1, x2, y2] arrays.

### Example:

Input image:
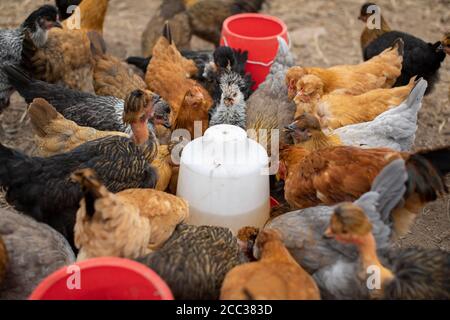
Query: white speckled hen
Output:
[[209, 71, 247, 129]]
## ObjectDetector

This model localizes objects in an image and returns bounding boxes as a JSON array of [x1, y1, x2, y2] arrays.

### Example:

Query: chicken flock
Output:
[[0, 0, 449, 300]]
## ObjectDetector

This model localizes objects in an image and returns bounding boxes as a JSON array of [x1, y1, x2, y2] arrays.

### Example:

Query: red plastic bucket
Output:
[[29, 257, 174, 300], [221, 13, 289, 90]]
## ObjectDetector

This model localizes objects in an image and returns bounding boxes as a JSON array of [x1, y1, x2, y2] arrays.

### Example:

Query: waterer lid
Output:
[[180, 125, 269, 178]]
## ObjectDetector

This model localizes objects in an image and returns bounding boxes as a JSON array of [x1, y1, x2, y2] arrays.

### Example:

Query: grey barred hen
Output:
[[136, 224, 245, 300], [0, 5, 61, 111], [246, 37, 296, 151], [4, 65, 170, 134], [265, 159, 449, 299], [0, 208, 75, 300], [0, 90, 160, 249]]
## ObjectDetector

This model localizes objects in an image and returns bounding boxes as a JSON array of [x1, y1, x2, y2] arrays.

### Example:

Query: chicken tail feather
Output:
[[163, 20, 172, 45], [28, 98, 59, 138], [391, 38, 404, 57], [126, 56, 151, 73], [405, 146, 450, 203], [3, 65, 33, 96], [71, 168, 109, 217], [88, 31, 107, 57], [405, 78, 427, 106], [369, 159, 408, 221]]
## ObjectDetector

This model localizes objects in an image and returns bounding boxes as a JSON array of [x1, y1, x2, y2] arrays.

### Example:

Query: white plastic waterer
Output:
[[177, 124, 270, 234]]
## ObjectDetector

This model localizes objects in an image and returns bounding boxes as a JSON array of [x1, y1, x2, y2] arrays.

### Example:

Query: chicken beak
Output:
[[224, 98, 233, 107], [323, 227, 334, 239], [275, 172, 282, 182], [52, 21, 63, 29], [162, 118, 171, 128], [283, 124, 296, 133]]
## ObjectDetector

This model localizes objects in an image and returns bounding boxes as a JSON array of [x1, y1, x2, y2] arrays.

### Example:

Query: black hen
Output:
[[0, 89, 159, 249], [4, 65, 170, 133], [364, 31, 446, 94], [0, 136, 157, 249]]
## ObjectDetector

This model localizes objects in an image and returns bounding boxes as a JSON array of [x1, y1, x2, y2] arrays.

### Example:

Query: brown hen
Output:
[[286, 40, 403, 99], [29, 98, 128, 157], [280, 145, 450, 236], [91, 41, 147, 100], [72, 168, 189, 261], [145, 23, 212, 138], [293, 76, 416, 129], [141, 0, 195, 54], [220, 229, 320, 300], [62, 0, 109, 34], [21, 0, 111, 92]]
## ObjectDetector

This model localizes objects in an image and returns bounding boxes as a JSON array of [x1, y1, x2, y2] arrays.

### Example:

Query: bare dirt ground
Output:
[[0, 0, 449, 250]]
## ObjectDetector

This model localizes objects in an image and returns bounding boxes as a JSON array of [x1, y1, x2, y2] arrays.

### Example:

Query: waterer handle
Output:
[[221, 34, 291, 68]]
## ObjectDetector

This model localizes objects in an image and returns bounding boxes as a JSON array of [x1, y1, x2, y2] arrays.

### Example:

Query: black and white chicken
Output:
[[0, 5, 61, 111]]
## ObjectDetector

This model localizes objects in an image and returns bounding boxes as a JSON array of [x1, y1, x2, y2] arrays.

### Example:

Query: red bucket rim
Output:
[[29, 257, 174, 300], [222, 13, 288, 41]]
